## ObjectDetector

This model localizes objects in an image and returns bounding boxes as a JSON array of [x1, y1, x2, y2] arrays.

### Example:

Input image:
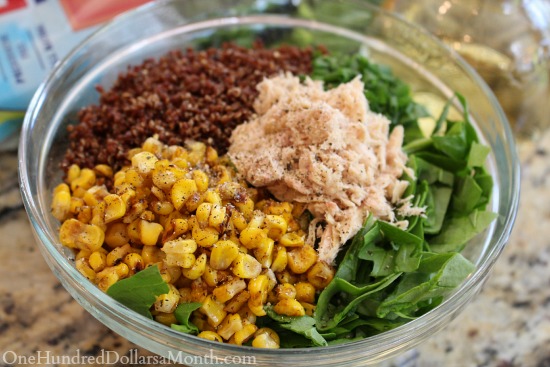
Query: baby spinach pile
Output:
[[104, 52, 496, 348]]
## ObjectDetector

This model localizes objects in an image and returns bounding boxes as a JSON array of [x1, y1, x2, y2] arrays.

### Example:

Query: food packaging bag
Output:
[[0, 0, 152, 148]]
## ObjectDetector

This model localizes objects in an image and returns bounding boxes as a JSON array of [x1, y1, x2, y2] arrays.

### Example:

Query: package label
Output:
[[0, 0, 152, 143]]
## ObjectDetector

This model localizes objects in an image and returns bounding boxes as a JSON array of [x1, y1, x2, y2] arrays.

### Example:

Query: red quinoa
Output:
[[62, 42, 313, 172]]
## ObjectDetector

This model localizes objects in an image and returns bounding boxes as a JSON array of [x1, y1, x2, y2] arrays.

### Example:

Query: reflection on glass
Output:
[[385, 0, 550, 138]]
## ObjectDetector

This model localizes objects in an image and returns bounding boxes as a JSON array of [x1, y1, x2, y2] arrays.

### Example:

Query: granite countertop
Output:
[[1, 132, 549, 367]]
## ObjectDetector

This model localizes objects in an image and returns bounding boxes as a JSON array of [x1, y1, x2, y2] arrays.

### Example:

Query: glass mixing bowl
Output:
[[19, 0, 520, 365]]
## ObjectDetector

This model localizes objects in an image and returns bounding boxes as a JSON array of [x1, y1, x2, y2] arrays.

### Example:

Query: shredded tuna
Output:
[[228, 73, 422, 264]]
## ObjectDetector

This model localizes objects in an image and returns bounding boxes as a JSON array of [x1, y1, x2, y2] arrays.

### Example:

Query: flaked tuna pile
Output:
[[229, 73, 423, 263]]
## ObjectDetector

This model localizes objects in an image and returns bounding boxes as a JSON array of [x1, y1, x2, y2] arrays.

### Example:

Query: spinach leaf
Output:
[[429, 210, 499, 253], [266, 307, 327, 346], [333, 215, 378, 282], [415, 151, 466, 172], [415, 157, 455, 186], [315, 272, 401, 331], [452, 175, 484, 215], [432, 121, 470, 161], [376, 252, 475, 317], [423, 185, 453, 234], [468, 142, 491, 168], [358, 222, 424, 275], [106, 265, 169, 319], [474, 170, 494, 205], [322, 315, 405, 341], [171, 302, 202, 335]]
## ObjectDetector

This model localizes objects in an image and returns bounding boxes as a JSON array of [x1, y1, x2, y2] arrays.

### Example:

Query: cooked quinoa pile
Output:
[[62, 42, 313, 173]]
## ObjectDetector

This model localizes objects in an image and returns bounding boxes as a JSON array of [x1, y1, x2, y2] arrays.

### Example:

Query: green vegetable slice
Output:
[[265, 307, 327, 347], [429, 210, 499, 253], [171, 302, 202, 335], [377, 252, 475, 317], [106, 265, 169, 319]]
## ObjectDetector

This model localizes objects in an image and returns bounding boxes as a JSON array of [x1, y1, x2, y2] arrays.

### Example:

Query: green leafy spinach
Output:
[[106, 265, 169, 319]]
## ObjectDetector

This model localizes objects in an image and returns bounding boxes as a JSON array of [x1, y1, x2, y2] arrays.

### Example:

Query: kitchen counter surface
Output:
[[1, 132, 549, 367]]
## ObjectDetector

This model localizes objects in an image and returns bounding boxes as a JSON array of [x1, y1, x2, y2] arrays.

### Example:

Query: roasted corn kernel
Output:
[[273, 298, 305, 317], [141, 246, 163, 266], [224, 290, 250, 313], [200, 295, 227, 328], [192, 170, 209, 193], [230, 323, 257, 345], [213, 278, 247, 303], [217, 313, 243, 340], [210, 240, 239, 270], [263, 215, 287, 240], [295, 282, 316, 303], [66, 164, 81, 184], [70, 168, 96, 193], [59, 219, 104, 252], [151, 200, 174, 216], [307, 261, 335, 289], [104, 222, 129, 248], [138, 220, 164, 246], [276, 283, 296, 300], [279, 232, 305, 247], [252, 328, 280, 349], [182, 253, 207, 280], [203, 190, 222, 206], [89, 251, 107, 272], [232, 253, 262, 279], [94, 164, 113, 178], [191, 224, 219, 248], [171, 179, 198, 211], [248, 274, 268, 317], [51, 183, 71, 221], [208, 204, 226, 229], [131, 151, 158, 175], [90, 202, 106, 231], [270, 245, 288, 272], [162, 239, 197, 268], [103, 194, 126, 223], [237, 306, 257, 325], [197, 331, 222, 343], [254, 237, 274, 268], [75, 258, 96, 281], [154, 312, 178, 326], [154, 284, 180, 313], [124, 253, 144, 274], [287, 245, 318, 274]]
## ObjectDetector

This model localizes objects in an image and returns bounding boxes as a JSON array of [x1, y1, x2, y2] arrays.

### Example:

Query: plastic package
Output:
[[0, 0, 151, 147]]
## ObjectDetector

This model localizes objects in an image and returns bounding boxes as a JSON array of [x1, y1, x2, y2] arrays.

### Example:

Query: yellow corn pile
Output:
[[52, 137, 335, 348]]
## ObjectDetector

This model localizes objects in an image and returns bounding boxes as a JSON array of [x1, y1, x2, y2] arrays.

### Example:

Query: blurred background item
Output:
[[384, 0, 550, 139], [0, 0, 152, 149]]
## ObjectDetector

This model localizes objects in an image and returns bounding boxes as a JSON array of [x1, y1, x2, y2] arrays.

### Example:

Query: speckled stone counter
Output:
[[1, 132, 549, 367]]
